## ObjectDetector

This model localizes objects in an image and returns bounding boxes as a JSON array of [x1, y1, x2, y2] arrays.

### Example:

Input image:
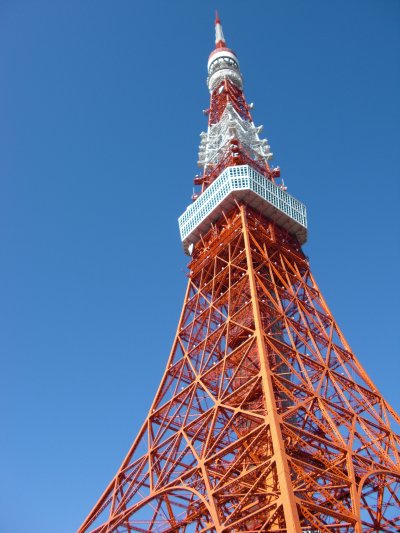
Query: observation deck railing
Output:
[[179, 165, 307, 253]]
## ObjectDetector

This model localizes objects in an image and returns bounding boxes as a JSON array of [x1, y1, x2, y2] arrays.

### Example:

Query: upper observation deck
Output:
[[179, 165, 307, 254]]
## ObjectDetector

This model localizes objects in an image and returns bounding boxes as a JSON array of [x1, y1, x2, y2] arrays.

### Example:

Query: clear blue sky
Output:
[[1, 1, 399, 531]]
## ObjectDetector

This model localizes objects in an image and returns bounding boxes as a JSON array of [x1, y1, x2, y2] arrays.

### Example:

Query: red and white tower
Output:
[[79, 15, 400, 533]]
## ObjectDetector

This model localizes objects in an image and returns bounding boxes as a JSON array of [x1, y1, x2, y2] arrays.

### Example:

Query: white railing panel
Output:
[[179, 165, 307, 248]]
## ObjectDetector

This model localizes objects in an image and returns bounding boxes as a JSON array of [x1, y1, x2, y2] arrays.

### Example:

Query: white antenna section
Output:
[[197, 104, 273, 170]]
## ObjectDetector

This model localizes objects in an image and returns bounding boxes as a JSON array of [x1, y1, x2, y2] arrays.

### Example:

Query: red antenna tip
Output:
[[214, 10, 226, 48]]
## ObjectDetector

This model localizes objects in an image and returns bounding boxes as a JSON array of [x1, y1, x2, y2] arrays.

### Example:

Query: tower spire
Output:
[[197, 14, 280, 193], [214, 10, 226, 48]]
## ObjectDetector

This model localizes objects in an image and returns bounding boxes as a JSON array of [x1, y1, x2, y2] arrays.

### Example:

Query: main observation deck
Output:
[[179, 165, 307, 254]]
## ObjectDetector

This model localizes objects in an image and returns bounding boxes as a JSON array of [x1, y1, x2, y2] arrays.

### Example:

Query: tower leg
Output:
[[241, 206, 302, 533]]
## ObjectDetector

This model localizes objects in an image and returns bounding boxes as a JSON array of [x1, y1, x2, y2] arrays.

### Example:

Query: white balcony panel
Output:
[[179, 165, 307, 253]]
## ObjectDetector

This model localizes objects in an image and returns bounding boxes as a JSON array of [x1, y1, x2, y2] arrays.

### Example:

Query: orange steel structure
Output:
[[79, 14, 400, 533]]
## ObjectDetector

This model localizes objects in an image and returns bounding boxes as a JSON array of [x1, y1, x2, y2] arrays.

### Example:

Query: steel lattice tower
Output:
[[79, 15, 400, 533]]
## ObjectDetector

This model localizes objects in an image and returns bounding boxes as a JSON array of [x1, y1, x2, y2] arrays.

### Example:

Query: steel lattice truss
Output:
[[79, 13, 400, 532], [79, 207, 400, 533]]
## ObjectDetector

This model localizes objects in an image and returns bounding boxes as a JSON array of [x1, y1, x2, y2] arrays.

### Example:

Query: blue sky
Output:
[[1, 1, 399, 531]]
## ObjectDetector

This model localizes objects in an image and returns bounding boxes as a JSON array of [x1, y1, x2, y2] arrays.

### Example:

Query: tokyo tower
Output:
[[79, 14, 400, 533]]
